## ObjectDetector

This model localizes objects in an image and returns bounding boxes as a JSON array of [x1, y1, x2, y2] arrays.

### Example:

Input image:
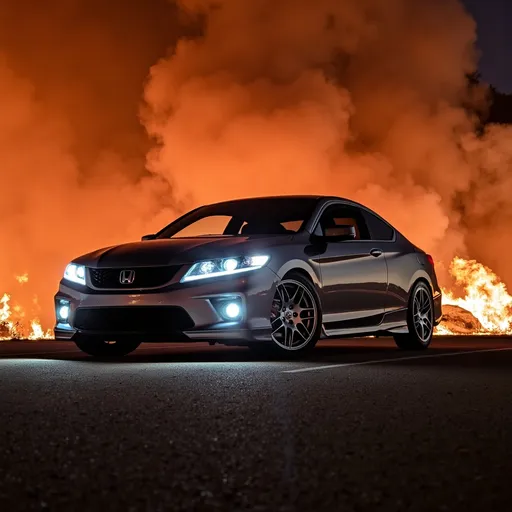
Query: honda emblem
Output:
[[119, 270, 136, 285]]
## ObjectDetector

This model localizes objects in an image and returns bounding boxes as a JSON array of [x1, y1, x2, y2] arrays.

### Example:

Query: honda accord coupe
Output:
[[54, 195, 442, 357]]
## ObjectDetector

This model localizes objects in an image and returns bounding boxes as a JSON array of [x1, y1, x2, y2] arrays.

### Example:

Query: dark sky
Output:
[[463, 0, 512, 93]]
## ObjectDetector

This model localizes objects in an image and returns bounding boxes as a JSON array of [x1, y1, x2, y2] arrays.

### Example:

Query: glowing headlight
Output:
[[181, 255, 270, 283], [64, 263, 86, 286]]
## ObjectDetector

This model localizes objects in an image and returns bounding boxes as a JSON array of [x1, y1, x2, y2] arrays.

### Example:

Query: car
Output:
[[54, 195, 443, 357]]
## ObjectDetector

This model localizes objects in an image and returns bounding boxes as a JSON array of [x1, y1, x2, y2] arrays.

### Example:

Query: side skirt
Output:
[[322, 308, 408, 338]]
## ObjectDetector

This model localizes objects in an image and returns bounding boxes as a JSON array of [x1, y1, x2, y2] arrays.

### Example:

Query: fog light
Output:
[[56, 299, 71, 324], [58, 305, 70, 321], [224, 302, 241, 319]]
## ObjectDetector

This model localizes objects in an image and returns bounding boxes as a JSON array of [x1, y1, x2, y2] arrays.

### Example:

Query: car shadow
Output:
[[64, 342, 416, 364], [3, 338, 511, 368]]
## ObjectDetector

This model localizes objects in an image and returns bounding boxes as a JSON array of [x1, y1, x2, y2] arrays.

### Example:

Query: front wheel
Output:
[[269, 273, 322, 355], [74, 337, 141, 358], [394, 281, 434, 350]]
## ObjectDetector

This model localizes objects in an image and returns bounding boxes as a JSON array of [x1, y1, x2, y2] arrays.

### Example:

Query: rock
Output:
[[440, 304, 483, 334]]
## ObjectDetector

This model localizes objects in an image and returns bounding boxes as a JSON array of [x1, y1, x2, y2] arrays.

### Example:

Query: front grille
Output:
[[73, 307, 194, 333], [89, 266, 180, 289]]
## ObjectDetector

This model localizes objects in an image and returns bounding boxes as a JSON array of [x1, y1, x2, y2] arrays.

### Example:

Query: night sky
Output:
[[463, 0, 512, 93]]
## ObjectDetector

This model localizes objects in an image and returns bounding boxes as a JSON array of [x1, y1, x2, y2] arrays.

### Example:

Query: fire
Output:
[[438, 257, 512, 335], [0, 276, 53, 341]]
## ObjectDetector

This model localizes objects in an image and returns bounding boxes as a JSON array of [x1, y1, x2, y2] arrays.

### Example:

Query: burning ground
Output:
[[1, 0, 512, 338]]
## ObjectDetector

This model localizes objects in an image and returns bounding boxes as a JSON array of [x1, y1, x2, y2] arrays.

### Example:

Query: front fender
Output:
[[270, 258, 322, 288]]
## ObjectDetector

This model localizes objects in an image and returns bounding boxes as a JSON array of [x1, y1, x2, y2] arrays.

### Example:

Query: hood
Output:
[[74, 235, 294, 268]]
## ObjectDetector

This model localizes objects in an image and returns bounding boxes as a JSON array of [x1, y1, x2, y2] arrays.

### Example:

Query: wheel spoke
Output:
[[277, 286, 286, 305], [292, 285, 303, 304], [272, 322, 285, 336], [295, 325, 307, 341], [299, 322, 312, 338], [285, 325, 294, 347]]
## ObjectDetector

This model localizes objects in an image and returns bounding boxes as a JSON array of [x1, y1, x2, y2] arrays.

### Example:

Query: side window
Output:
[[363, 211, 394, 241], [317, 205, 370, 240]]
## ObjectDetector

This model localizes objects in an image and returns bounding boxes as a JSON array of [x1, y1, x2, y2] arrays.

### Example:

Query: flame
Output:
[[437, 257, 512, 335], [433, 323, 456, 336], [0, 275, 53, 341]]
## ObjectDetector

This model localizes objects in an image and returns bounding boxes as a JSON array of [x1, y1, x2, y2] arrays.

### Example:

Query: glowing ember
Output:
[[437, 257, 512, 335], [15, 274, 29, 284]]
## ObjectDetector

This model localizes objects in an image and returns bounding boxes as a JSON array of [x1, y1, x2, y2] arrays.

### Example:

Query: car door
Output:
[[361, 207, 413, 323], [313, 203, 388, 332]]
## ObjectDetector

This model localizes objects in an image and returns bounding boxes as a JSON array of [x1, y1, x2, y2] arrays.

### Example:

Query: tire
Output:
[[394, 281, 434, 350], [74, 337, 141, 357], [268, 272, 322, 356]]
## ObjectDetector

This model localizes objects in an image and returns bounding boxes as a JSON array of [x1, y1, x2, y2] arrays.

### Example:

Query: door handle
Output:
[[370, 248, 383, 257]]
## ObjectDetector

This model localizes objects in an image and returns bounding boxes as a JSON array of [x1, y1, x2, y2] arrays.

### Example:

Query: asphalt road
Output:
[[1, 337, 511, 512]]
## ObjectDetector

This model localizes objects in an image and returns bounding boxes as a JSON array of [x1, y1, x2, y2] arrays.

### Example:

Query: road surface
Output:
[[1, 337, 511, 511]]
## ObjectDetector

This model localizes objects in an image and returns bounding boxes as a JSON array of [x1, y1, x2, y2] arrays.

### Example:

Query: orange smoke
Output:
[[143, 0, 480, 273], [0, 1, 178, 328], [0, 0, 511, 336]]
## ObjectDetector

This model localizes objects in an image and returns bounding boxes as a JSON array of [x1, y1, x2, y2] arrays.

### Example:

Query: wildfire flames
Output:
[[1, 258, 511, 340], [437, 258, 512, 335], [0, 275, 52, 341]]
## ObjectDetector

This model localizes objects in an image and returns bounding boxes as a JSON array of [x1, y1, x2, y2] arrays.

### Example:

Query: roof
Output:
[[205, 195, 348, 207]]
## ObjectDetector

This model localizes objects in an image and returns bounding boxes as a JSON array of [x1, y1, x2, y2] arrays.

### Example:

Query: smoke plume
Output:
[[1, 0, 512, 330], [0, 0, 177, 327], [142, 0, 510, 284]]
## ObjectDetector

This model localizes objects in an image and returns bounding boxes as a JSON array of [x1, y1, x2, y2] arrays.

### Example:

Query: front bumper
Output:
[[54, 267, 279, 344]]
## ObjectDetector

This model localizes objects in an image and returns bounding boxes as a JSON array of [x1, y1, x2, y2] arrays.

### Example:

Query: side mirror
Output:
[[141, 234, 156, 241], [311, 225, 356, 244]]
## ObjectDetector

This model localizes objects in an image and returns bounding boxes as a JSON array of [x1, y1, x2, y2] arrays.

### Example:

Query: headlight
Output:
[[63, 263, 86, 286], [181, 255, 270, 283]]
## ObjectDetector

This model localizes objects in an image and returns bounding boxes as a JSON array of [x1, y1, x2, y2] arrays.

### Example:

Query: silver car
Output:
[[54, 196, 442, 357]]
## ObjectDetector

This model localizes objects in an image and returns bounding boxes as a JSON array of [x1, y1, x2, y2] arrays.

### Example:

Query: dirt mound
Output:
[[440, 304, 483, 334]]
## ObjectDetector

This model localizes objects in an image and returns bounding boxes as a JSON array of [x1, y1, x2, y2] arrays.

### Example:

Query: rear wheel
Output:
[[394, 281, 434, 350], [74, 337, 141, 357], [268, 273, 321, 355]]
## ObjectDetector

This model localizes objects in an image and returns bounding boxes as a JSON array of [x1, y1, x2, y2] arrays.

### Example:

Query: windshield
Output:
[[156, 197, 319, 239]]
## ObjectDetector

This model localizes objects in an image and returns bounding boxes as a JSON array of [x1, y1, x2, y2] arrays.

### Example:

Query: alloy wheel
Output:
[[270, 279, 318, 351], [412, 286, 433, 343]]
